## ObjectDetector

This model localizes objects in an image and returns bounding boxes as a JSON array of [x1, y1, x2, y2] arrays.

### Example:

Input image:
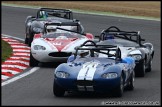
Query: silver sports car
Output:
[[96, 26, 154, 77]]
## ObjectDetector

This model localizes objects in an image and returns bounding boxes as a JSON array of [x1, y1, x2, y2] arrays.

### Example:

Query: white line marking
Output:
[[2, 34, 24, 41], [1, 67, 40, 86], [5, 60, 29, 66], [2, 65, 27, 69], [10, 56, 30, 60], [8, 42, 25, 44], [13, 49, 30, 52], [11, 45, 29, 48], [2, 69, 20, 75], [13, 53, 30, 56], [1, 34, 40, 86], [1, 75, 10, 80]]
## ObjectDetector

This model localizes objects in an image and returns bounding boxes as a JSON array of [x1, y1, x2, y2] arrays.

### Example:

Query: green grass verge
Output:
[[1, 39, 13, 62]]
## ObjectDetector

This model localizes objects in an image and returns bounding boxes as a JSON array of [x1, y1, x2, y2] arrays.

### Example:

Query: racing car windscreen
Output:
[[74, 40, 121, 59], [37, 8, 73, 19]]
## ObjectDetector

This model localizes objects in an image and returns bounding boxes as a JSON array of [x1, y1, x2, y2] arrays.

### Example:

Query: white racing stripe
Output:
[[85, 62, 99, 80], [77, 61, 99, 91], [77, 61, 99, 80], [77, 62, 92, 80]]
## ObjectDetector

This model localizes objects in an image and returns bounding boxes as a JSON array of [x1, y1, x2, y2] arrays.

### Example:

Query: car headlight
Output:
[[55, 71, 70, 78], [101, 73, 118, 79], [34, 45, 46, 50], [128, 54, 142, 61]]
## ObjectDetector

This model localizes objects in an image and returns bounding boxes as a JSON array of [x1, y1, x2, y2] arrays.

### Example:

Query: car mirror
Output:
[[67, 55, 75, 63]]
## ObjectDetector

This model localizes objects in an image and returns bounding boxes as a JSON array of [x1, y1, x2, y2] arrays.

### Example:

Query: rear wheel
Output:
[[146, 56, 152, 72], [53, 80, 65, 97], [30, 52, 39, 67], [28, 32, 34, 47]]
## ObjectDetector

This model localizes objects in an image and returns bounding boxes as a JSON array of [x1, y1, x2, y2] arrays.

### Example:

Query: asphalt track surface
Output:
[[1, 6, 161, 106]]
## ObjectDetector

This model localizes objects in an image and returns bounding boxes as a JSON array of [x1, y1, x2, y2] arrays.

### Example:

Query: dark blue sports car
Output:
[[53, 40, 135, 97]]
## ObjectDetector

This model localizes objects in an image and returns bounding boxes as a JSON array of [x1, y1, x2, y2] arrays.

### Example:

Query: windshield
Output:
[[98, 39, 139, 47], [42, 29, 84, 38]]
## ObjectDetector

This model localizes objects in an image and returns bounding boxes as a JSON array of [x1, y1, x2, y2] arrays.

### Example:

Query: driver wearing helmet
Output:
[[100, 30, 114, 41], [79, 50, 89, 58], [39, 11, 48, 19], [67, 50, 89, 62]]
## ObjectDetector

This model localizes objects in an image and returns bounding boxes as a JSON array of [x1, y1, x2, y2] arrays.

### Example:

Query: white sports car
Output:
[[30, 22, 94, 67]]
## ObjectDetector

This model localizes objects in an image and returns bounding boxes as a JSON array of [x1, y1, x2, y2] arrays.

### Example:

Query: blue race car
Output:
[[53, 40, 135, 97]]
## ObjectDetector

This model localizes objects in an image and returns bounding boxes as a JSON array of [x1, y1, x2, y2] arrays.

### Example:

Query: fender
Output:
[[33, 33, 43, 39], [129, 48, 145, 59]]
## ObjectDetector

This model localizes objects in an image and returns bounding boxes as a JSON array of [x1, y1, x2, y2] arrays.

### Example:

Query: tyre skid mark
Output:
[[1, 36, 30, 81]]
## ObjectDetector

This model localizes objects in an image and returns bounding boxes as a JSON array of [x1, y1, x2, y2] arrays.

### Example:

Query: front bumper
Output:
[[32, 51, 72, 62], [54, 77, 121, 92]]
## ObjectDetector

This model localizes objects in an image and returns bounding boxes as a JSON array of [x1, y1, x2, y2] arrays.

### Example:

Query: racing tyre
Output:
[[53, 81, 65, 97], [28, 32, 34, 47], [146, 56, 152, 72], [135, 59, 145, 77], [30, 52, 39, 67], [25, 37, 28, 44], [126, 71, 135, 90], [113, 74, 124, 97]]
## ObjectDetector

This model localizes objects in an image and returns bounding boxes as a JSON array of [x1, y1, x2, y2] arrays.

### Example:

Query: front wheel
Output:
[[28, 33, 34, 47], [53, 80, 65, 97], [135, 59, 145, 77], [113, 74, 124, 97], [126, 71, 135, 90], [29, 52, 39, 67], [25, 36, 28, 44]]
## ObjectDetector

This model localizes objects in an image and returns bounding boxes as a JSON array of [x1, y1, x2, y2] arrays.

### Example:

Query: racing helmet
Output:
[[39, 11, 48, 19], [78, 50, 89, 58], [100, 30, 114, 41]]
